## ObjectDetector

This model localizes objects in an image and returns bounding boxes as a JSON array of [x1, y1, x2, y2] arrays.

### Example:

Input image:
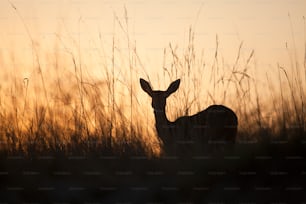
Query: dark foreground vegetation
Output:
[[1, 131, 306, 203]]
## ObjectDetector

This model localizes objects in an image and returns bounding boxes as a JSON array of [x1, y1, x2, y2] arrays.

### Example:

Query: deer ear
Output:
[[140, 78, 153, 96], [166, 79, 180, 97]]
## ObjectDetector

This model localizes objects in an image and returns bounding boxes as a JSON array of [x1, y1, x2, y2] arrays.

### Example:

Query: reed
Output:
[[0, 6, 305, 157]]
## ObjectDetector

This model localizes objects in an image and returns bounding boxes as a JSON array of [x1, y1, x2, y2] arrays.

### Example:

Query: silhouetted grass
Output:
[[0, 5, 306, 202], [0, 14, 305, 157]]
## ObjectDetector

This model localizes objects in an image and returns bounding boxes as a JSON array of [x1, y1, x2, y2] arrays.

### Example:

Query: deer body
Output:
[[140, 78, 238, 156]]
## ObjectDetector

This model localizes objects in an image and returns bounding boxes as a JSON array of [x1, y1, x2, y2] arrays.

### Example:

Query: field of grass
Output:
[[0, 27, 305, 157], [0, 7, 306, 202]]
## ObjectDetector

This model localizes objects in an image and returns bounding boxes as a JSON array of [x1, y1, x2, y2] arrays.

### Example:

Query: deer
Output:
[[140, 78, 238, 157]]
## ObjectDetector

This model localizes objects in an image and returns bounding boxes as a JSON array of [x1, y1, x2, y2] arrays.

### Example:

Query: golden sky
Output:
[[0, 0, 305, 134], [0, 0, 305, 78]]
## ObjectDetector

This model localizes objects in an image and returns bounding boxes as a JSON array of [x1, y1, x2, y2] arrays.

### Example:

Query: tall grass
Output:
[[0, 7, 305, 157]]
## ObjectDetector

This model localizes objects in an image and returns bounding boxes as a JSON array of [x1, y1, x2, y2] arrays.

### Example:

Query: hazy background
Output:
[[0, 0, 305, 155], [0, 0, 305, 78]]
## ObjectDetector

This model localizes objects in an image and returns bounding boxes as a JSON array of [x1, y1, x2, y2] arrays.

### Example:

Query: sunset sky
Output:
[[0, 0, 305, 152], [0, 0, 305, 79]]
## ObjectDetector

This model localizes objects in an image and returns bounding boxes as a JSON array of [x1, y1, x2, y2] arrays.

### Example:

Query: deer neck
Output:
[[153, 108, 170, 126], [153, 108, 173, 144]]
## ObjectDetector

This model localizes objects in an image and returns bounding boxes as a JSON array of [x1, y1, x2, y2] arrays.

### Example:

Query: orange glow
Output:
[[0, 0, 305, 155]]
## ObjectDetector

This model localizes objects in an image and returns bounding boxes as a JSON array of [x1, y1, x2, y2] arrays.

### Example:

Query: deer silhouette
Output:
[[140, 78, 238, 156]]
